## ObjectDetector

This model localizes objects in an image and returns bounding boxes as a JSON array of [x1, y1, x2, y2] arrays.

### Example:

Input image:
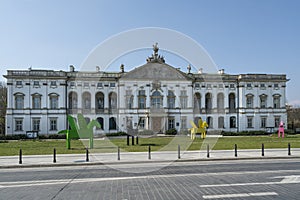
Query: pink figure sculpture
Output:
[[278, 121, 285, 138]]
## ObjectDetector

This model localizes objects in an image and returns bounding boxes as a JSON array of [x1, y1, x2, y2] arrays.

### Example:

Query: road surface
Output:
[[0, 159, 300, 199]]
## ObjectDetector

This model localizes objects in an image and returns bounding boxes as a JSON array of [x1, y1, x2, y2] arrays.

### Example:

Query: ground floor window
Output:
[[32, 118, 40, 131], [247, 117, 253, 128], [109, 117, 117, 130], [50, 118, 57, 131], [15, 119, 23, 131], [139, 117, 145, 129], [168, 118, 175, 129], [261, 117, 267, 128]]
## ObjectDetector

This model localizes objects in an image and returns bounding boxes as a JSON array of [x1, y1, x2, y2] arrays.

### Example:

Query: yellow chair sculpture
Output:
[[189, 118, 208, 139]]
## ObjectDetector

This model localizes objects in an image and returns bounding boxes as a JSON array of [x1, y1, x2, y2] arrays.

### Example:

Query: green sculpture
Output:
[[58, 114, 101, 149]]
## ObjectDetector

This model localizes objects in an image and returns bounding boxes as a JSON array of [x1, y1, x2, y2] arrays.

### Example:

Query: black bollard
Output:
[[53, 148, 57, 163], [262, 143, 264, 157], [117, 147, 120, 160], [288, 143, 291, 156], [86, 147, 89, 162], [19, 149, 22, 164], [127, 135, 130, 146], [136, 136, 139, 145], [207, 144, 210, 158], [234, 144, 238, 157], [132, 136, 134, 145], [148, 145, 151, 160], [178, 145, 181, 159]]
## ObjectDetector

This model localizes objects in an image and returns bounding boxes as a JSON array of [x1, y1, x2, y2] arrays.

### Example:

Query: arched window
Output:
[[49, 93, 59, 109], [151, 91, 162, 109], [217, 93, 224, 111], [230, 116, 236, 128], [14, 93, 24, 109], [246, 94, 254, 108], [84, 117, 90, 124], [109, 92, 117, 109], [82, 92, 91, 109], [194, 93, 201, 113], [205, 93, 212, 113], [273, 94, 281, 109], [229, 93, 236, 113], [167, 90, 175, 109], [97, 117, 104, 130], [207, 116, 213, 128], [32, 93, 42, 109], [95, 92, 104, 111], [68, 92, 78, 109], [109, 117, 117, 130]]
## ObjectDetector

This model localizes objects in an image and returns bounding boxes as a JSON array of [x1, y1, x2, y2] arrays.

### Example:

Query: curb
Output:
[[1, 156, 300, 169]]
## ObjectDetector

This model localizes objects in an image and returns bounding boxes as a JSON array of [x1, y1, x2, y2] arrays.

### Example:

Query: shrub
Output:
[[165, 128, 177, 135], [105, 132, 127, 137]]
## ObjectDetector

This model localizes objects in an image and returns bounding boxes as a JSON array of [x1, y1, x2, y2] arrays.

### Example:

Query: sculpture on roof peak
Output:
[[146, 43, 165, 63]]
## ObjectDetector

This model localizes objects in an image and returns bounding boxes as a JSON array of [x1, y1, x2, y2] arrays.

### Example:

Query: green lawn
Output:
[[0, 134, 299, 156]]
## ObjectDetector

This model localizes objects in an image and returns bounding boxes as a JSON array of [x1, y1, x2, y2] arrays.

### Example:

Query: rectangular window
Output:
[[84, 82, 89, 87], [260, 83, 266, 89], [168, 118, 175, 129], [180, 97, 187, 108], [32, 95, 41, 109], [274, 83, 279, 88], [195, 83, 200, 88], [16, 81, 22, 86], [139, 117, 145, 129], [50, 118, 57, 131], [207, 84, 212, 89], [32, 118, 40, 131], [50, 81, 56, 86], [110, 83, 116, 87], [218, 84, 224, 88], [261, 117, 267, 128], [50, 96, 58, 109], [138, 97, 145, 109], [15, 95, 24, 109], [229, 84, 235, 88], [70, 82, 76, 87], [97, 82, 103, 87], [246, 83, 252, 88], [247, 117, 253, 128], [33, 81, 39, 86], [15, 119, 23, 131]]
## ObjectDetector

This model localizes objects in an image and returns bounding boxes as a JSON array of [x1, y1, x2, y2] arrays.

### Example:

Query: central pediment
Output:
[[120, 62, 192, 81]]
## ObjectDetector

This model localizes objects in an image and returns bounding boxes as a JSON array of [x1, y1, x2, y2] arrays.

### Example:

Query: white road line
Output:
[[203, 192, 278, 199], [200, 174, 300, 188], [2, 170, 300, 189]]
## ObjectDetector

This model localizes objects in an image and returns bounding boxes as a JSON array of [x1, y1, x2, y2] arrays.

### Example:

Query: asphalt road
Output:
[[0, 159, 300, 200]]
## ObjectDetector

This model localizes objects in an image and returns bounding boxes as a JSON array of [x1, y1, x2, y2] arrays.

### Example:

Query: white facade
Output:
[[4, 47, 289, 135]]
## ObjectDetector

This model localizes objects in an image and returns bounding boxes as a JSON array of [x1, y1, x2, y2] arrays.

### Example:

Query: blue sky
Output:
[[0, 0, 299, 105]]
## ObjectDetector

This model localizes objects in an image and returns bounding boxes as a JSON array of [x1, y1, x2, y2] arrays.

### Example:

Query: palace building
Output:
[[4, 45, 289, 135]]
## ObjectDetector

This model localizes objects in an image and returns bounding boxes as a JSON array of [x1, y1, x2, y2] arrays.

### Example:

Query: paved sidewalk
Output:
[[0, 148, 299, 168]]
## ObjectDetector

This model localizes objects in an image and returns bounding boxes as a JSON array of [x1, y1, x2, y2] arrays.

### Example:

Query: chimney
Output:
[[218, 69, 225, 74], [96, 66, 100, 72]]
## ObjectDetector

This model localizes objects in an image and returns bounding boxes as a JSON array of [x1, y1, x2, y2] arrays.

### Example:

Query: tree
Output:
[[0, 82, 7, 135]]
